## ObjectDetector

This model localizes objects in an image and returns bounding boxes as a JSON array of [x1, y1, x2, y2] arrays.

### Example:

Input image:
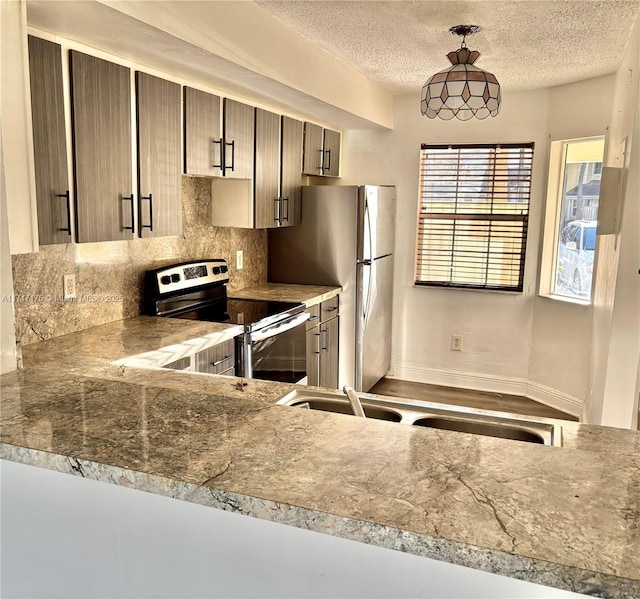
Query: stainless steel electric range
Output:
[[144, 259, 310, 383]]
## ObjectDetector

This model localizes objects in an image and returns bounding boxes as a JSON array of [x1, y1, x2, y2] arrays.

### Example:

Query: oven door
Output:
[[240, 312, 310, 384]]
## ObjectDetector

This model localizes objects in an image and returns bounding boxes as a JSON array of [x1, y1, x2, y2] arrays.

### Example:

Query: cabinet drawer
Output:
[[305, 304, 320, 330], [194, 340, 235, 375], [320, 296, 339, 321]]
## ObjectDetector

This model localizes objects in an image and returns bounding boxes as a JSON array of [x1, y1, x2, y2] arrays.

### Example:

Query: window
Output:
[[415, 143, 534, 292], [541, 137, 604, 302]]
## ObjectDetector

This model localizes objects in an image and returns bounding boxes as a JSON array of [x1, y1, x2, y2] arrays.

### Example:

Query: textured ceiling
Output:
[[254, 0, 640, 94]]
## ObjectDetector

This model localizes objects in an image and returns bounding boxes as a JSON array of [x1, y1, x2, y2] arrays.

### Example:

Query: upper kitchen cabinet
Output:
[[136, 72, 182, 238], [302, 122, 341, 177], [280, 116, 304, 226], [183, 86, 222, 177], [302, 122, 323, 176], [70, 50, 133, 243], [27, 36, 71, 245], [223, 98, 254, 179], [322, 128, 341, 177], [254, 108, 280, 228], [254, 111, 303, 228]]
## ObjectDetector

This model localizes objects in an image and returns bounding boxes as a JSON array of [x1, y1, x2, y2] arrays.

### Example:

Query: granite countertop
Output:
[[2, 316, 639, 599], [229, 282, 341, 306]]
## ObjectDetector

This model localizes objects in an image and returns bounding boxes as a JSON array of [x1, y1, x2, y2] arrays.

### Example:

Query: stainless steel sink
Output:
[[276, 389, 564, 446], [290, 398, 402, 422]]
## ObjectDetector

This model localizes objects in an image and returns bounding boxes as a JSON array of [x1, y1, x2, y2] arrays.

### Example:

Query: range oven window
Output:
[[249, 317, 307, 385]]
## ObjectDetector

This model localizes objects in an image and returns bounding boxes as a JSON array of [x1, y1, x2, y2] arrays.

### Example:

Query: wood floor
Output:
[[370, 378, 578, 421]]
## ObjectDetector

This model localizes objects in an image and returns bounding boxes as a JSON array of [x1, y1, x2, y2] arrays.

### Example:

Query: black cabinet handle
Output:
[[324, 149, 332, 173], [225, 140, 235, 172], [325, 306, 338, 313], [56, 190, 72, 235], [141, 193, 153, 231], [274, 198, 281, 223], [123, 194, 135, 231], [282, 197, 289, 222], [212, 138, 223, 169], [321, 328, 329, 351], [314, 332, 321, 355]]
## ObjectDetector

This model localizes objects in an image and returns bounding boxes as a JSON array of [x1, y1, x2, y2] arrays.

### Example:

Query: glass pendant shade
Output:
[[421, 46, 501, 120]]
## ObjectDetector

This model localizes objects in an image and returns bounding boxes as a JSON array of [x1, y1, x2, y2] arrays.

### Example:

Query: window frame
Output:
[[414, 142, 535, 293], [538, 135, 605, 304]]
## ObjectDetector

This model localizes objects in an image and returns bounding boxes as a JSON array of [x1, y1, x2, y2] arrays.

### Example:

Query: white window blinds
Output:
[[416, 143, 534, 292]]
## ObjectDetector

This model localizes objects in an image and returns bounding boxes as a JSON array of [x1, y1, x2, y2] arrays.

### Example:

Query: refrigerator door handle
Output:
[[359, 260, 374, 324], [364, 199, 374, 262]]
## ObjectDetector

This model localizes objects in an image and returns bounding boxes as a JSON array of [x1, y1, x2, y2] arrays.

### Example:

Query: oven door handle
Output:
[[251, 312, 310, 342]]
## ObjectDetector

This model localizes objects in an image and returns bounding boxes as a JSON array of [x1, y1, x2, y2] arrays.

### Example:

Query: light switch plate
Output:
[[236, 250, 243, 270]]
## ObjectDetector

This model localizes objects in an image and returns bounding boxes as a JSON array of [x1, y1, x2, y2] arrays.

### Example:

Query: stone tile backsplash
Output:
[[11, 176, 267, 348]]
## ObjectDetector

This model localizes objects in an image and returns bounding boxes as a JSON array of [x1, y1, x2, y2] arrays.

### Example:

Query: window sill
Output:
[[414, 284, 522, 296], [538, 293, 591, 306]]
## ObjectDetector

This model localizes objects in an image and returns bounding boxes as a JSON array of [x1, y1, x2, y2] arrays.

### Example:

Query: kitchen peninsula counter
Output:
[[2, 317, 639, 599]]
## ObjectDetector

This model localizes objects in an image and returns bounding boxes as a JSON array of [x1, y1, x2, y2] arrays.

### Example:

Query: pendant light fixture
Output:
[[421, 25, 501, 121]]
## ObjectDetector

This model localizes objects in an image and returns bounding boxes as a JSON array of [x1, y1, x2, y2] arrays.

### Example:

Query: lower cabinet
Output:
[[162, 339, 235, 376], [318, 315, 339, 389], [194, 340, 235, 376], [306, 298, 339, 389]]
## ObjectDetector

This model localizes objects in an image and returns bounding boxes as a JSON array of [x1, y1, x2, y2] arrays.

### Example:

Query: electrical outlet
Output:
[[63, 274, 76, 300], [451, 334, 463, 352], [236, 250, 243, 270]]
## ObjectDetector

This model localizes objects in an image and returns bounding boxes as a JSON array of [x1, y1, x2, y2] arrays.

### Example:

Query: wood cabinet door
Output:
[[254, 108, 280, 228], [223, 98, 254, 179], [194, 340, 235, 375], [302, 122, 323, 175], [319, 316, 339, 389], [280, 116, 303, 226], [306, 325, 320, 387], [28, 36, 71, 245], [322, 128, 341, 177], [70, 50, 133, 243], [136, 72, 182, 238], [183, 86, 222, 177]]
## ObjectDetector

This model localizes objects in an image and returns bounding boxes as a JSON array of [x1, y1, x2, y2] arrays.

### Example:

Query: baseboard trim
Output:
[[525, 381, 583, 417], [390, 361, 582, 418]]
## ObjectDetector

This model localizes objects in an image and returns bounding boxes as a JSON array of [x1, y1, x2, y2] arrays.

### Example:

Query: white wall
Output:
[[30, 0, 393, 130], [0, 128, 18, 373], [0, 0, 38, 255], [528, 76, 614, 407], [345, 89, 553, 405], [587, 19, 640, 428]]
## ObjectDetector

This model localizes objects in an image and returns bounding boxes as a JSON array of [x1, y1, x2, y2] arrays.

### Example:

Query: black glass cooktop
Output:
[[173, 298, 303, 331]]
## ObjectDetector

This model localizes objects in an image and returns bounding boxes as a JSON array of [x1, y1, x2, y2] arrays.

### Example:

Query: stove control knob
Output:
[[212, 266, 221, 275], [220, 265, 228, 273], [160, 275, 171, 285], [171, 273, 181, 283]]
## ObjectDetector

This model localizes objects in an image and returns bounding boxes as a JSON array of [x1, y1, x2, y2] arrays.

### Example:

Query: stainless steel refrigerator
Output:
[[269, 185, 395, 392]]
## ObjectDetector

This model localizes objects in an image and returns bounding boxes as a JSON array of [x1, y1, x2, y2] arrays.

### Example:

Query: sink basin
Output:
[[291, 399, 402, 422], [277, 389, 563, 446], [412, 416, 546, 444]]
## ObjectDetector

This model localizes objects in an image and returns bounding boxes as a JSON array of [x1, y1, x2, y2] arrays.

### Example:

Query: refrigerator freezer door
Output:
[[357, 186, 396, 262], [356, 254, 394, 392]]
